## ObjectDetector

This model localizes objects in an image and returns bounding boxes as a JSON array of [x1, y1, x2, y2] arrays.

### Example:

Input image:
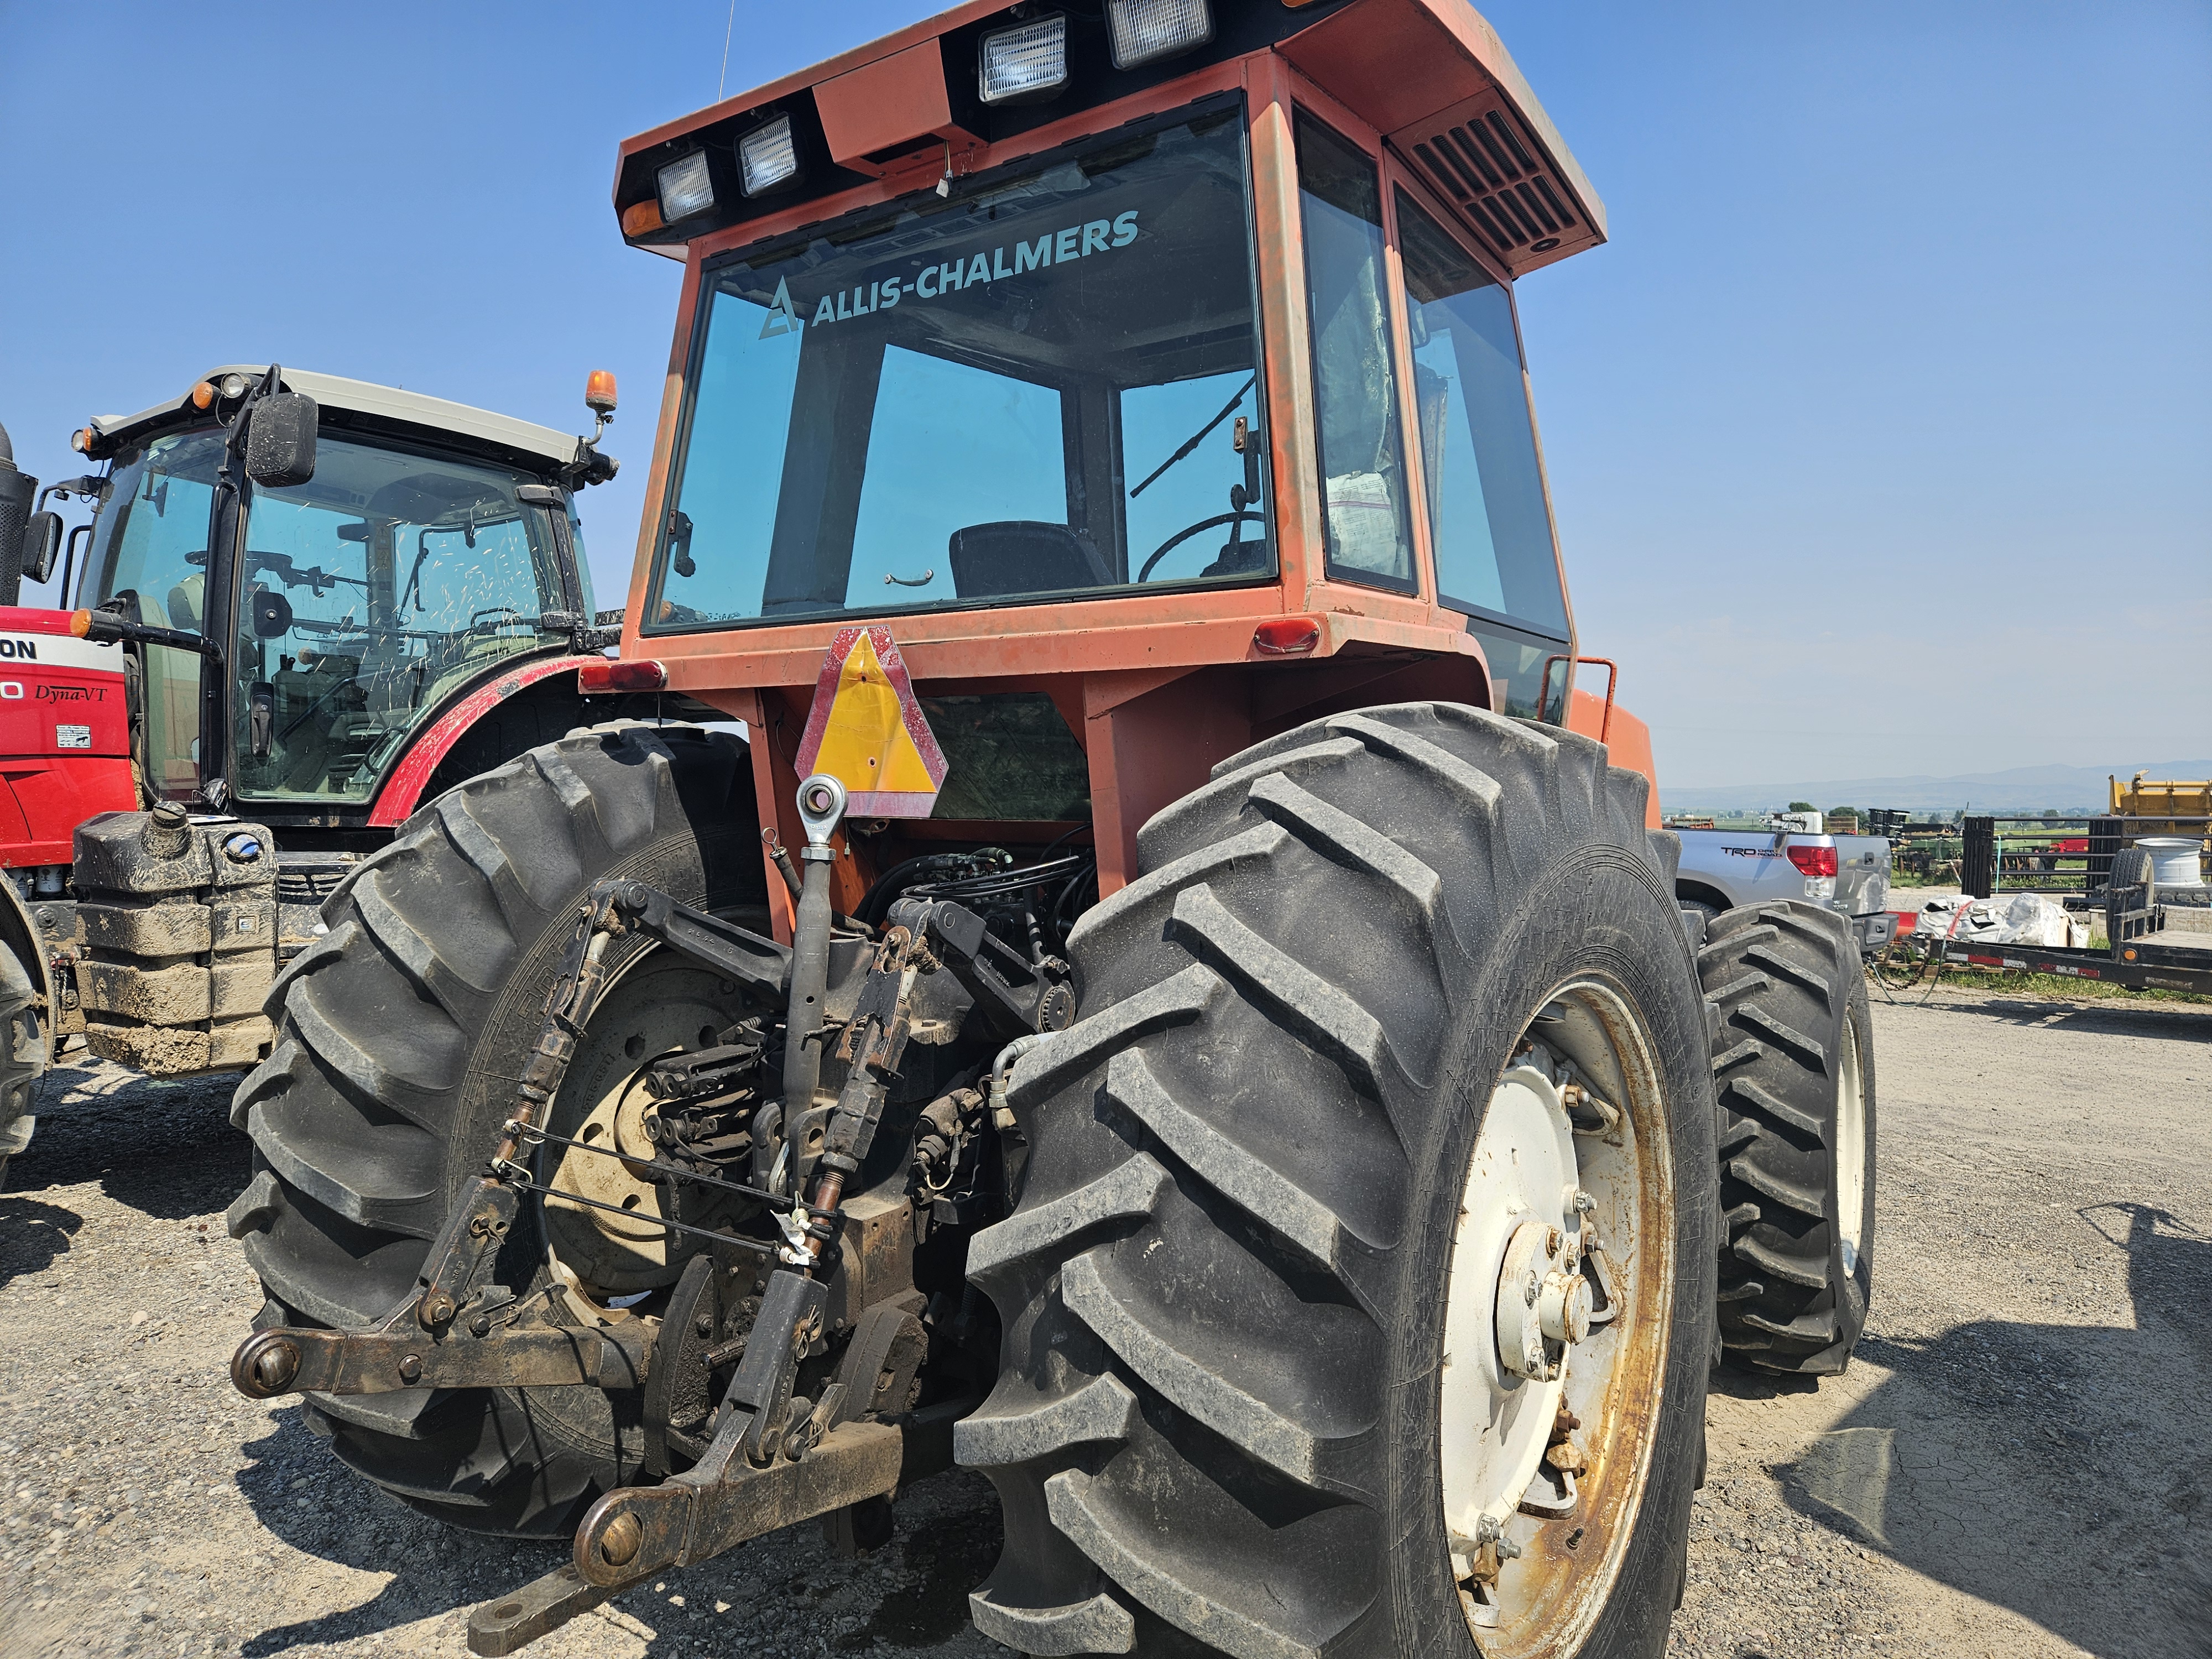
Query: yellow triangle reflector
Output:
[[794, 627, 947, 817]]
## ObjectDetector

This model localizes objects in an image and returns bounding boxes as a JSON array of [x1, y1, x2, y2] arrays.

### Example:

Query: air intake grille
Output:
[[1396, 96, 1594, 272]]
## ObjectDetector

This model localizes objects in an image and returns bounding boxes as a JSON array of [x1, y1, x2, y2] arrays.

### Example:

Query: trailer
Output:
[[1886, 860, 2212, 996], [1934, 932, 2212, 997]]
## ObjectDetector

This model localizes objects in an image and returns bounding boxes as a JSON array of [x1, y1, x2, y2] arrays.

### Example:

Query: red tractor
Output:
[[0, 369, 693, 1178], [226, 5, 1877, 1655]]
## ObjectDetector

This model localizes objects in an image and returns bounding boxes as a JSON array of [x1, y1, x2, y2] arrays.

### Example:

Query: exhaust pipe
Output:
[[0, 420, 34, 608]]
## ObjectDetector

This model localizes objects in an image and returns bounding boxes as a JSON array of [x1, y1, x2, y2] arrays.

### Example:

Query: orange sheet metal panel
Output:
[[1278, 0, 1606, 267], [1568, 688, 1661, 831], [813, 39, 979, 177]]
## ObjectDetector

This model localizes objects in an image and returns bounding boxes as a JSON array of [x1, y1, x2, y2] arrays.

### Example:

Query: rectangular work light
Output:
[[1105, 0, 1213, 70], [739, 114, 800, 197], [655, 150, 716, 223], [979, 14, 1068, 105]]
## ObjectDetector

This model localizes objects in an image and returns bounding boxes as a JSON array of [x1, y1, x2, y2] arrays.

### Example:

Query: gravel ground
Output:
[[0, 981, 2204, 1658]]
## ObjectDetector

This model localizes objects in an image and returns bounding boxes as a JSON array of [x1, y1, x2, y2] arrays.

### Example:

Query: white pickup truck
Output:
[[1671, 812, 1897, 953]]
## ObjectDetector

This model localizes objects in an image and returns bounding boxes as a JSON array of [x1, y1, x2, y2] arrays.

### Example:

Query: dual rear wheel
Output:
[[232, 708, 1874, 1655]]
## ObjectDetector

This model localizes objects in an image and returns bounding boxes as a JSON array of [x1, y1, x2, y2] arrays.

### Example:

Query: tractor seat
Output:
[[946, 521, 1111, 599]]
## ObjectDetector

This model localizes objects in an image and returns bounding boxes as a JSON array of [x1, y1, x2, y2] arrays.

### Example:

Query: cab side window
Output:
[[1395, 190, 1571, 718], [1294, 110, 1416, 592]]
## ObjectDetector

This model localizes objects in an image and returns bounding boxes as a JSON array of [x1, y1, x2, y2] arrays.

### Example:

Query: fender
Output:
[[367, 656, 596, 827], [1567, 686, 1661, 831], [369, 655, 602, 827]]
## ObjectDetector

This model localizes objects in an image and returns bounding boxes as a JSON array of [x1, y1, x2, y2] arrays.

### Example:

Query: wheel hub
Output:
[[541, 963, 737, 1296], [1494, 1219, 1592, 1381]]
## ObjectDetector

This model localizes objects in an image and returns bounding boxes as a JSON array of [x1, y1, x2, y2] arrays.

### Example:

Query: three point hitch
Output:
[[227, 775, 1050, 1652]]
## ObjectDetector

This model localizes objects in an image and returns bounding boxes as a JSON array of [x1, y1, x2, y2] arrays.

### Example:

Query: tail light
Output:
[[1786, 844, 1839, 879], [578, 659, 666, 693], [1253, 618, 1320, 656]]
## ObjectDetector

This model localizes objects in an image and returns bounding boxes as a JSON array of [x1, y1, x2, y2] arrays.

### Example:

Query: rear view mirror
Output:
[[21, 510, 61, 585], [246, 393, 318, 488], [249, 589, 294, 639]]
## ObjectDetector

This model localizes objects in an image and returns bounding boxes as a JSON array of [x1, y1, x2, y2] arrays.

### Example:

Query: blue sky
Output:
[[2, 2, 2204, 789]]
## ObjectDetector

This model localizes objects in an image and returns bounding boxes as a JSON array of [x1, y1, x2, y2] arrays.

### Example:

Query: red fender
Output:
[[367, 656, 591, 827]]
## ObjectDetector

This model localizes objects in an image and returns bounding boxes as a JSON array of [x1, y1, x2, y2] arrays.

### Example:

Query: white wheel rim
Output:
[[1439, 1061, 1581, 1553], [1438, 982, 1674, 1652], [1833, 1011, 1867, 1276]]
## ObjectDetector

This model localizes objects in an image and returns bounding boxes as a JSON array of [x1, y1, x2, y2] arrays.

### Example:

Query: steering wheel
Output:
[[466, 606, 528, 633], [1136, 511, 1266, 583]]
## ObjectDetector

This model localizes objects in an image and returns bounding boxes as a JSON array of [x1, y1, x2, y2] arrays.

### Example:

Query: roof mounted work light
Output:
[[656, 150, 716, 223], [738, 115, 800, 197], [1105, 0, 1213, 70], [979, 14, 1068, 106]]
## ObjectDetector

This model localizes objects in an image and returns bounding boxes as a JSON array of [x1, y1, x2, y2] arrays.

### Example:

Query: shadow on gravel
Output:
[[1770, 1201, 2212, 1659], [833, 1489, 1003, 1648], [1905, 995, 2212, 1041], [234, 1408, 566, 1655], [4, 1062, 251, 1220], [0, 1193, 81, 1280]]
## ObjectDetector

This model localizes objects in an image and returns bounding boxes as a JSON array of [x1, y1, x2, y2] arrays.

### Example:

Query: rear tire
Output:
[[1698, 901, 1875, 1375], [958, 703, 1717, 1659], [226, 722, 761, 1534], [0, 943, 44, 1192]]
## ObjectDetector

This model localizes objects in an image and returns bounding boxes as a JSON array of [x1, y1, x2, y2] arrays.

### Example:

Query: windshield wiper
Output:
[[247, 548, 369, 595], [1128, 374, 1255, 499]]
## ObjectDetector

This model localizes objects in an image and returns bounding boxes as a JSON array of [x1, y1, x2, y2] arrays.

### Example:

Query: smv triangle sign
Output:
[[794, 627, 947, 817]]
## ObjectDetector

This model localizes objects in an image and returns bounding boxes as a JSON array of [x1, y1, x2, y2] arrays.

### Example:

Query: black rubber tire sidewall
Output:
[[1390, 856, 1718, 1659]]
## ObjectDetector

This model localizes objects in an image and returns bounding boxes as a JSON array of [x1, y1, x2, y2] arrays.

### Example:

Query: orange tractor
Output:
[[228, 4, 1876, 1655]]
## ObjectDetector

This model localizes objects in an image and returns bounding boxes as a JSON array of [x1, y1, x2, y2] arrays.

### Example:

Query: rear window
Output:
[[645, 97, 1269, 634]]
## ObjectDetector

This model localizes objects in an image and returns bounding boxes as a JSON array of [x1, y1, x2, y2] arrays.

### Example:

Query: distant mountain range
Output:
[[1662, 761, 2212, 815]]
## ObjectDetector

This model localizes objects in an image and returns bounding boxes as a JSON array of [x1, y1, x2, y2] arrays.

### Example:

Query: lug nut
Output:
[[599, 1512, 643, 1567]]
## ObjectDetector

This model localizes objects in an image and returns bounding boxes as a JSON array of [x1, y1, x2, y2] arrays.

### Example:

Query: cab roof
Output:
[[613, 0, 1604, 280], [86, 366, 586, 477]]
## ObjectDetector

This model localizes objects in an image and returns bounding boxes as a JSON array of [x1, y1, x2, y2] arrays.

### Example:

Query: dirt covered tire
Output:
[[1698, 901, 1875, 1374], [957, 703, 1718, 1659], [226, 722, 761, 1534], [0, 941, 45, 1191]]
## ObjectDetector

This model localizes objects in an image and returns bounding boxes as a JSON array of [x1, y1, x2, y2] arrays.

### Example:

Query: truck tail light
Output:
[[579, 659, 666, 693], [1786, 844, 1838, 879], [1253, 618, 1319, 656]]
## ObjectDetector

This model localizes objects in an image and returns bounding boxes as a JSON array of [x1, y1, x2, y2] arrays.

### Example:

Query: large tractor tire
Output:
[[226, 722, 763, 1534], [1697, 901, 1875, 1375], [0, 943, 44, 1190], [957, 705, 1718, 1659]]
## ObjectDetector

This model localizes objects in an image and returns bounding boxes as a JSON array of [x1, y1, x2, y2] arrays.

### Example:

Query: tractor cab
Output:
[[612, 0, 1611, 898], [58, 366, 619, 823], [0, 366, 643, 1081]]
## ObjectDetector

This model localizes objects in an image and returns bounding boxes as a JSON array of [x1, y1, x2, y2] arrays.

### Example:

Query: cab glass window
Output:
[[647, 97, 1269, 632], [231, 438, 568, 801], [1395, 190, 1568, 640], [1294, 110, 1415, 593], [86, 429, 228, 799]]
